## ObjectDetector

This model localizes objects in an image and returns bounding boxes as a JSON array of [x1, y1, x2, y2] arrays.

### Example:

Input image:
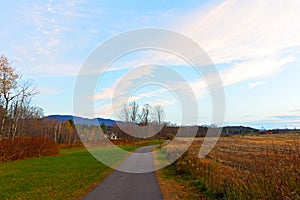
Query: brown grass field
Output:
[[162, 134, 300, 199]]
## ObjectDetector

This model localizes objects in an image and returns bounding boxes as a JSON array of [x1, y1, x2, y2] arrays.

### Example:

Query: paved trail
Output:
[[83, 145, 163, 200]]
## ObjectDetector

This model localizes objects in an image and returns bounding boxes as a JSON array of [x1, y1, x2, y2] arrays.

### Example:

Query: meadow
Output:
[[0, 146, 138, 200], [161, 134, 300, 199]]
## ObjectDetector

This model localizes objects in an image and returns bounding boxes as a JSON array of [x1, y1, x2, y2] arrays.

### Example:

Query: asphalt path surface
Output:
[[83, 145, 163, 200]]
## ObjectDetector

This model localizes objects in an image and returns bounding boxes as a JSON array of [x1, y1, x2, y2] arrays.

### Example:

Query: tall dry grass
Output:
[[167, 134, 300, 199]]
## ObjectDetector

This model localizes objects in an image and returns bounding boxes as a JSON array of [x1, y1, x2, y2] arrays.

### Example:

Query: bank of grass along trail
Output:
[[156, 134, 300, 200], [0, 146, 138, 200]]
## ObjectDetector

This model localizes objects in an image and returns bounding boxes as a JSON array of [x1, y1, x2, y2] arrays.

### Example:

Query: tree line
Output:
[[0, 55, 80, 144], [0, 55, 206, 144], [0, 55, 168, 144]]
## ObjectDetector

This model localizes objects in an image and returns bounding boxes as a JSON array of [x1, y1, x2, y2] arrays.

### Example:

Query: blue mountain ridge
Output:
[[46, 115, 116, 126], [46, 115, 262, 133]]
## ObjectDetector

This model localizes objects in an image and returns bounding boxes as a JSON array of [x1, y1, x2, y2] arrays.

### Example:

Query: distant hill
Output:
[[45, 115, 260, 135], [46, 115, 116, 126], [222, 126, 259, 135]]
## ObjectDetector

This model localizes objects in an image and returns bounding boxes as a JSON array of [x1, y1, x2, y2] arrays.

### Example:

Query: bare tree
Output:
[[118, 101, 166, 140], [10, 80, 38, 137], [140, 104, 151, 126], [120, 100, 140, 123], [128, 100, 139, 123], [120, 102, 165, 125], [0, 55, 38, 138], [152, 105, 165, 125], [119, 104, 130, 122]]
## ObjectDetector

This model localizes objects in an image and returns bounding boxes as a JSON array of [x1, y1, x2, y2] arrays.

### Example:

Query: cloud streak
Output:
[[93, 0, 300, 123], [249, 81, 267, 89], [98, 0, 300, 102], [183, 0, 300, 63]]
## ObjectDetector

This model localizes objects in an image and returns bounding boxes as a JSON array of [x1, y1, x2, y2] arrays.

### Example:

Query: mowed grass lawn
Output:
[[0, 146, 138, 200]]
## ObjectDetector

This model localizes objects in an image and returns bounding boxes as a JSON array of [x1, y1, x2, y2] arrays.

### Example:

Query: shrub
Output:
[[0, 137, 60, 162], [167, 134, 174, 140]]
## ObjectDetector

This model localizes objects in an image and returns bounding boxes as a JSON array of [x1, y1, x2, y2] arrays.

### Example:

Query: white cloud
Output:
[[164, 0, 300, 95], [220, 56, 294, 86], [182, 0, 300, 64], [244, 109, 300, 128], [95, 103, 114, 118], [249, 81, 267, 89], [4, 0, 88, 78], [93, 66, 155, 103], [104, 0, 300, 96], [150, 98, 176, 107], [94, 87, 114, 100], [86, 0, 300, 123]]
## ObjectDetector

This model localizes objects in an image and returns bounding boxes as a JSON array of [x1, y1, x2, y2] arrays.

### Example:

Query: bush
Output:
[[0, 137, 60, 162], [167, 134, 174, 140]]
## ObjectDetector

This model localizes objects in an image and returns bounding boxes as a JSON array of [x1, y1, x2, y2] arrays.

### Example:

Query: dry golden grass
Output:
[[156, 169, 205, 200], [166, 134, 300, 199], [154, 145, 206, 200]]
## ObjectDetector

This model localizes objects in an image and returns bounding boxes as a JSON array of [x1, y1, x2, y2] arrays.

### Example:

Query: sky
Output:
[[1, 0, 300, 129]]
